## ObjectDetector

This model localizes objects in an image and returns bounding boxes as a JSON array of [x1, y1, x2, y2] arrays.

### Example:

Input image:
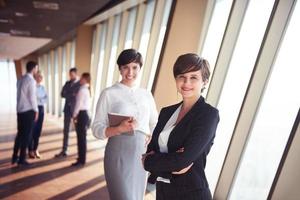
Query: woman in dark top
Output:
[[142, 53, 220, 200]]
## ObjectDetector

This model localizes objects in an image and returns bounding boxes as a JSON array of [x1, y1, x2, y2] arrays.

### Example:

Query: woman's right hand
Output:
[[117, 118, 137, 134]]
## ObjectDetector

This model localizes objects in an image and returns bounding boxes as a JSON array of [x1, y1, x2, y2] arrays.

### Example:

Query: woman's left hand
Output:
[[145, 135, 151, 148], [142, 151, 155, 168], [172, 162, 193, 174]]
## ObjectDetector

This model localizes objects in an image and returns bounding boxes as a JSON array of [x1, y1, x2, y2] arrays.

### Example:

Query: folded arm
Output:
[[144, 109, 219, 172]]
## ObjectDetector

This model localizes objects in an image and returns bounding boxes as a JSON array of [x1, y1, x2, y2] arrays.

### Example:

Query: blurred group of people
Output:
[[12, 61, 91, 167]]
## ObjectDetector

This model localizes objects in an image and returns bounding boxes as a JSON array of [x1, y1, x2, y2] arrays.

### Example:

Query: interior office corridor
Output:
[[0, 63, 155, 199], [1, 0, 300, 199]]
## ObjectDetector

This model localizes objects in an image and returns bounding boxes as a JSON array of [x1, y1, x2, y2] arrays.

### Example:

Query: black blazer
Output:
[[144, 96, 219, 190]]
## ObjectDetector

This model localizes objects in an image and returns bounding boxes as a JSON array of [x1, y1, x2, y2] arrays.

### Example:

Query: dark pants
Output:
[[29, 106, 44, 151], [75, 111, 89, 164], [13, 110, 35, 163], [62, 105, 72, 153], [156, 181, 212, 200]]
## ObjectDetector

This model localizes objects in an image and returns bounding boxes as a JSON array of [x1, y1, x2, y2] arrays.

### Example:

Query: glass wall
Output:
[[229, 1, 300, 199], [38, 38, 76, 116]]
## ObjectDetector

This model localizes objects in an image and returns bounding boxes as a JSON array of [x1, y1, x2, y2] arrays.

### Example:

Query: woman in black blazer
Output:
[[142, 53, 219, 200]]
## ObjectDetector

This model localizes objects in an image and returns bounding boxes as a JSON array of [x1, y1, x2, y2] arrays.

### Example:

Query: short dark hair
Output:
[[69, 67, 77, 73], [117, 49, 143, 69], [173, 53, 210, 82], [26, 61, 37, 73]]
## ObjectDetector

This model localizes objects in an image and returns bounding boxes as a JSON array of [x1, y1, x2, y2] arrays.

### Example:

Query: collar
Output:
[[116, 82, 138, 91], [26, 73, 34, 80]]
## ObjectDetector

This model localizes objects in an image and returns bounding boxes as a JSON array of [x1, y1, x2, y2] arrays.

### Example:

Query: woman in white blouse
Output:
[[72, 73, 91, 167], [92, 49, 158, 200]]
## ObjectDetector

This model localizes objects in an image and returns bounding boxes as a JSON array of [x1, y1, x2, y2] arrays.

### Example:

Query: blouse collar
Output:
[[116, 82, 138, 91]]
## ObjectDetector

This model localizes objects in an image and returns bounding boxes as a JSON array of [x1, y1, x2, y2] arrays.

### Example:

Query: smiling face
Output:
[[175, 69, 207, 99], [119, 62, 141, 86]]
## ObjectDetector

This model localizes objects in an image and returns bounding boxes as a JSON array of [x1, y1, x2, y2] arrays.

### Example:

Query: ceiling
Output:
[[0, 0, 121, 60]]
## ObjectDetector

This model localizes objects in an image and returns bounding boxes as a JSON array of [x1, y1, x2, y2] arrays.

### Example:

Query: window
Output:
[[106, 14, 121, 87], [229, 1, 300, 199], [200, 0, 233, 84], [206, 0, 275, 193], [124, 8, 137, 49]]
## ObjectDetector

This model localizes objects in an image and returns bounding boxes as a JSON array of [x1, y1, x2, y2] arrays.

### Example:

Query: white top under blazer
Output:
[[157, 104, 182, 183], [92, 82, 158, 139]]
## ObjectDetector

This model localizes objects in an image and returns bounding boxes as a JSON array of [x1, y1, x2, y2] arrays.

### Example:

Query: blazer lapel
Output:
[[167, 96, 205, 149]]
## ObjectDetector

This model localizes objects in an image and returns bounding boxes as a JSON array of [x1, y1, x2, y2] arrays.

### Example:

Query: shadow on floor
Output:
[[0, 157, 104, 199], [0, 146, 104, 178], [47, 175, 107, 200]]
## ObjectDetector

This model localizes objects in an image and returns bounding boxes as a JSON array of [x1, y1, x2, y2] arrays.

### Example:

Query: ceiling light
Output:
[[0, 19, 9, 23], [33, 1, 59, 10], [10, 29, 31, 36], [15, 12, 28, 17]]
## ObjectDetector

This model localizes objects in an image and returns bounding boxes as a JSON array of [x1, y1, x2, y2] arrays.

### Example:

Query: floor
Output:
[[0, 112, 155, 200]]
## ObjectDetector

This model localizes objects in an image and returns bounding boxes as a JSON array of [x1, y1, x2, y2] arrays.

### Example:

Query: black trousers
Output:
[[156, 181, 212, 200], [62, 105, 72, 153], [13, 110, 35, 163], [75, 111, 89, 164], [29, 106, 44, 151]]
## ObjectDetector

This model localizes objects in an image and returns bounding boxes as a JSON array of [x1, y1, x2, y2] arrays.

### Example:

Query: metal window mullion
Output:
[[214, 0, 297, 199]]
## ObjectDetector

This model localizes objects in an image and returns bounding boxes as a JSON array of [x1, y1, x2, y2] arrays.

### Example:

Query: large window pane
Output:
[[106, 14, 121, 87], [47, 53, 53, 114], [146, 0, 172, 91], [205, 0, 275, 193], [136, 0, 156, 86], [0, 60, 16, 113], [92, 22, 107, 114], [201, 0, 233, 90], [124, 7, 137, 49], [230, 1, 300, 199]]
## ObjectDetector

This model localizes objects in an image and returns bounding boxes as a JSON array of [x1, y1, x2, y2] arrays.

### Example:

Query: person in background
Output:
[[142, 53, 220, 200], [92, 49, 158, 200], [12, 61, 38, 166], [55, 67, 80, 158], [71, 73, 91, 166], [28, 71, 47, 159]]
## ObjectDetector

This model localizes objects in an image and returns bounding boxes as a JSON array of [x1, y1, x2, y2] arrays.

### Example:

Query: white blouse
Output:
[[92, 82, 158, 139], [158, 104, 182, 153], [157, 104, 182, 183], [73, 84, 91, 118]]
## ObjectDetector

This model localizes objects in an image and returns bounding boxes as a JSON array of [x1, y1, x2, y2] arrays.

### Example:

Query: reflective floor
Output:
[[0, 112, 155, 200]]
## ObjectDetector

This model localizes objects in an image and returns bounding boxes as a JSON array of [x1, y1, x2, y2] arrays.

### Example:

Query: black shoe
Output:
[[55, 152, 67, 158], [17, 160, 30, 166], [11, 156, 19, 165], [71, 161, 85, 167]]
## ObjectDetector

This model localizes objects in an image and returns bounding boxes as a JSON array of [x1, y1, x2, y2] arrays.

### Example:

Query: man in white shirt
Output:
[[12, 61, 38, 166]]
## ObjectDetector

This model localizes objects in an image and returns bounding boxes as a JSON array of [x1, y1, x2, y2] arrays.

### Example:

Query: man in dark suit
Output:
[[55, 67, 80, 158]]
